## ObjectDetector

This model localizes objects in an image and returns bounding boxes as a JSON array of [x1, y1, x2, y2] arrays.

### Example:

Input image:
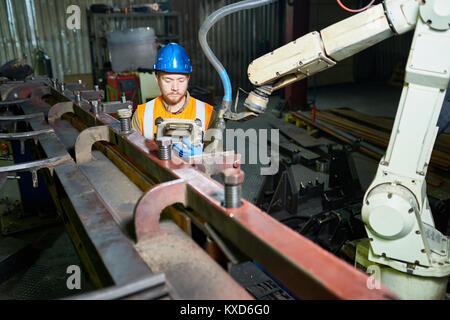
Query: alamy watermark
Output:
[[66, 5, 81, 30], [202, 128, 280, 176], [66, 265, 81, 290], [366, 265, 381, 290]]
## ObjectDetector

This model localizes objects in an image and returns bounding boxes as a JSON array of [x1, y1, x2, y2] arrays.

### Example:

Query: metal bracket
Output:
[[0, 128, 55, 154], [48, 102, 74, 126], [75, 125, 111, 164], [65, 83, 86, 92], [101, 101, 133, 114], [79, 89, 105, 101], [135, 179, 188, 242], [0, 154, 72, 188], [187, 151, 241, 176]]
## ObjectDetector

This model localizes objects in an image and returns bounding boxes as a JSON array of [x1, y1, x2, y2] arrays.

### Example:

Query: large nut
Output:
[[221, 168, 245, 185], [156, 136, 172, 147], [118, 108, 132, 119]]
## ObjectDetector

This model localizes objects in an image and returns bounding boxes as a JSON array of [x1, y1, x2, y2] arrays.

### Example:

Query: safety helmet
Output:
[[153, 43, 192, 74]]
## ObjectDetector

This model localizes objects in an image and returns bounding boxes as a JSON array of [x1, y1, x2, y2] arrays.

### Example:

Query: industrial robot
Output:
[[243, 0, 450, 299]]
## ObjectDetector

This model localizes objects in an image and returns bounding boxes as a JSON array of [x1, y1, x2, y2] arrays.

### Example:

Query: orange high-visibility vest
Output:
[[136, 96, 213, 140]]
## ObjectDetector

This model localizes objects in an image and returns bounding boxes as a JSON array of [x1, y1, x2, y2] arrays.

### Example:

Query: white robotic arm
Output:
[[244, 0, 419, 113], [245, 0, 450, 299]]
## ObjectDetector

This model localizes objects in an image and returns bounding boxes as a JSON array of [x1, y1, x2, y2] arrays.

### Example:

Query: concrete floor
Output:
[[0, 81, 447, 299], [0, 224, 94, 299]]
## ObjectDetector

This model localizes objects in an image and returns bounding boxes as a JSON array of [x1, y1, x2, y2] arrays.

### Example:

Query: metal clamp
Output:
[[0, 154, 72, 188], [100, 101, 133, 114], [48, 102, 74, 126], [187, 150, 241, 176], [74, 125, 111, 164], [135, 179, 188, 242], [79, 89, 105, 101]]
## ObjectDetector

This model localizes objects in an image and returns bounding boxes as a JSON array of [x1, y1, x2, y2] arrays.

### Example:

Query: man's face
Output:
[[156, 72, 190, 105]]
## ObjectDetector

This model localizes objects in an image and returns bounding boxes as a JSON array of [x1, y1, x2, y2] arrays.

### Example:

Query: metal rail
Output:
[[0, 112, 44, 121], [0, 128, 54, 140]]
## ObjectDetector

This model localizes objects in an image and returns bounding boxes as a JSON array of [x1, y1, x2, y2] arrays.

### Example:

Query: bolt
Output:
[[415, 230, 421, 234], [31, 170, 38, 188], [156, 136, 172, 160], [90, 100, 100, 114], [118, 107, 132, 134], [221, 168, 245, 209]]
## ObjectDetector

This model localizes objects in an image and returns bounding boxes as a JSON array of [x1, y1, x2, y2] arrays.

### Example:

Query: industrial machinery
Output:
[[0, 73, 399, 300], [242, 0, 450, 299]]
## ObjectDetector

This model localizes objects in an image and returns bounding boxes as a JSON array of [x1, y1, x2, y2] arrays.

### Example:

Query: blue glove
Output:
[[173, 138, 203, 159]]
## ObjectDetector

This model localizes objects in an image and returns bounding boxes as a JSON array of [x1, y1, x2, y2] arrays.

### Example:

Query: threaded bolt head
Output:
[[156, 136, 172, 148], [118, 108, 132, 119], [222, 168, 245, 185]]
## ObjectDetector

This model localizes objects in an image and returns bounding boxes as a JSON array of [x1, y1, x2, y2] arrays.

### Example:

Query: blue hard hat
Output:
[[154, 43, 192, 73]]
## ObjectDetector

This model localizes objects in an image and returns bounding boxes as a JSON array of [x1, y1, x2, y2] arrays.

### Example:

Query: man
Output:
[[131, 43, 215, 145]]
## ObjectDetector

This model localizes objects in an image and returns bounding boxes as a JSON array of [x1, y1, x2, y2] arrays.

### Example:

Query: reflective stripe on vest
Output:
[[195, 100, 206, 133], [143, 99, 156, 139]]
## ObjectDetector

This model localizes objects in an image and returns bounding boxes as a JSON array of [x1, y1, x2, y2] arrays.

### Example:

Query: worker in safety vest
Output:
[[131, 43, 215, 150]]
